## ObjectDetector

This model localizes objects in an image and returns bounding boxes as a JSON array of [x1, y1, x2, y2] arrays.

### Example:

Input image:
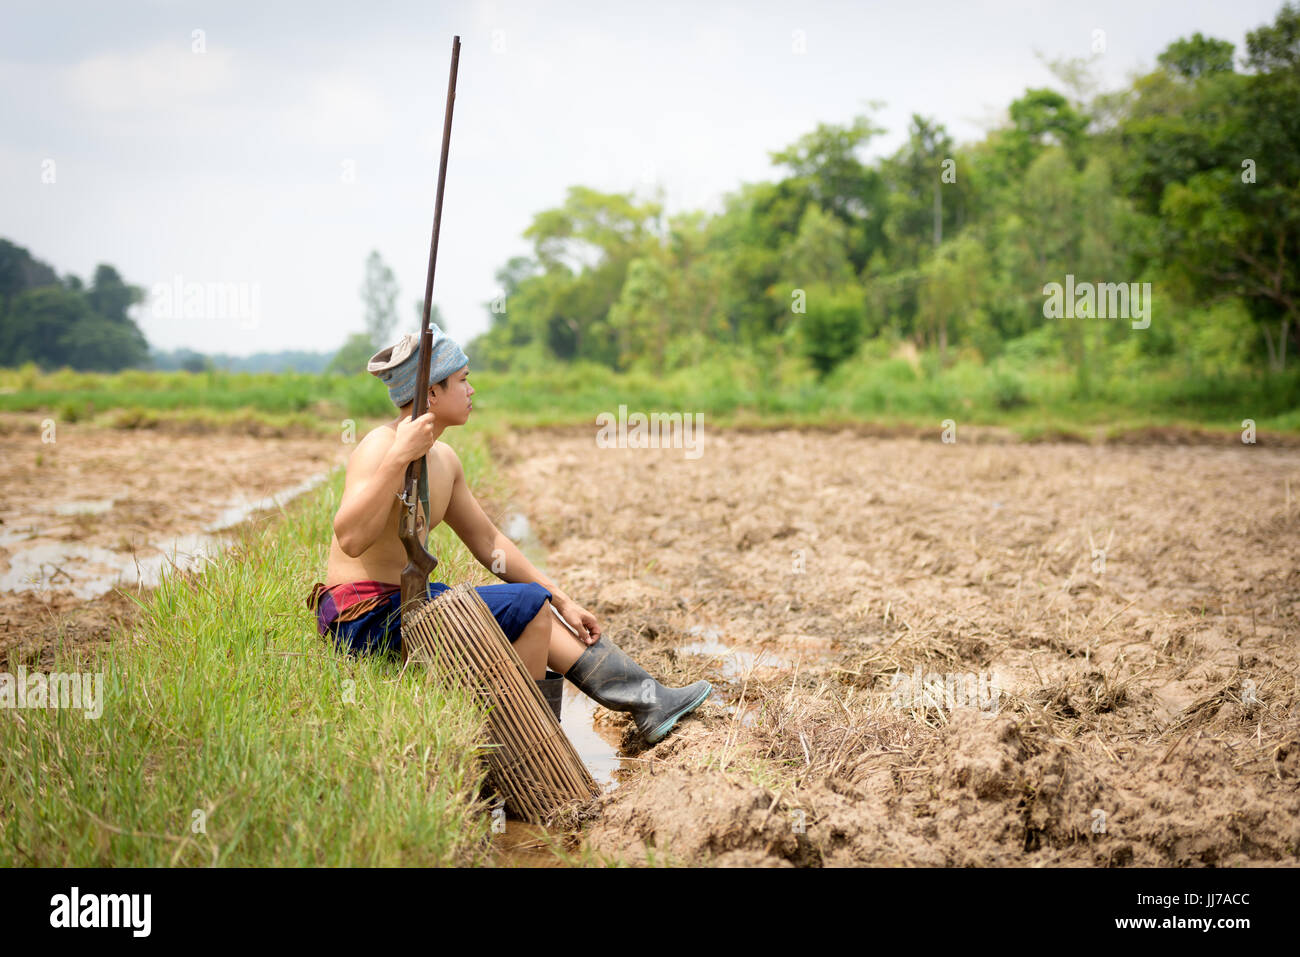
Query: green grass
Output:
[[4, 348, 1297, 440], [0, 365, 394, 435], [0, 431, 515, 866], [454, 354, 1300, 441]]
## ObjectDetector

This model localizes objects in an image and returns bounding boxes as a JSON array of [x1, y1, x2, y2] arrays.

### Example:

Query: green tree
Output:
[[1243, 1, 1300, 72], [1158, 32, 1236, 78], [328, 332, 379, 376], [702, 180, 793, 347], [0, 284, 148, 371], [0, 239, 58, 300], [608, 256, 674, 371], [997, 89, 1089, 177], [1123, 7, 1300, 370], [779, 204, 857, 290], [59, 315, 150, 370], [87, 264, 144, 325], [768, 112, 887, 272], [0, 286, 91, 366], [361, 250, 399, 347], [882, 116, 961, 266], [1004, 149, 1098, 394], [793, 284, 866, 376], [916, 235, 993, 365], [508, 186, 662, 364], [524, 186, 660, 274], [873, 116, 970, 344], [0, 242, 151, 370]]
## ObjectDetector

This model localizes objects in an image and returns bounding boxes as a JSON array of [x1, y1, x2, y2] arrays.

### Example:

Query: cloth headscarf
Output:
[[367, 328, 468, 407]]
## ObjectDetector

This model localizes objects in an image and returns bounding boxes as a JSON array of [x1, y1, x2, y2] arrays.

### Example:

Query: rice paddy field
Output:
[[1, 365, 1297, 866]]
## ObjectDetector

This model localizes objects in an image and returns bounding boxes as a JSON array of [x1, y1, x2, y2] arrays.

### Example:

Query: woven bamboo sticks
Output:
[[401, 583, 599, 823]]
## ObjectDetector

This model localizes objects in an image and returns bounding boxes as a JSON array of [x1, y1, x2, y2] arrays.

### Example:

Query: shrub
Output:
[[989, 370, 1029, 410]]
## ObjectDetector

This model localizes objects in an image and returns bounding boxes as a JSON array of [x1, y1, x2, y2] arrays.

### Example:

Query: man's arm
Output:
[[333, 429, 412, 557], [440, 446, 571, 604]]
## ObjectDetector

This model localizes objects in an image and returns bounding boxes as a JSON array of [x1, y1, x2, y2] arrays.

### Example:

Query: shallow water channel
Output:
[[0, 472, 333, 600]]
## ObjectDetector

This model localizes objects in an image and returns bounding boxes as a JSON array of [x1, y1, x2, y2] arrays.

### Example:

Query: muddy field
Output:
[[493, 426, 1300, 866], [0, 413, 350, 668], [4, 412, 1297, 867]]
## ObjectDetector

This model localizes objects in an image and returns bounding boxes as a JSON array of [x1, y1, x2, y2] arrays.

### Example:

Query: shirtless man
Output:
[[307, 329, 710, 745]]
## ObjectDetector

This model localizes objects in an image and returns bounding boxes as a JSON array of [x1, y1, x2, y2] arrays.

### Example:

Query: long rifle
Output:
[[399, 34, 461, 661]]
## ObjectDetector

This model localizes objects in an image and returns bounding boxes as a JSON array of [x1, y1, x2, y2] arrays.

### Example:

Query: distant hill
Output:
[[148, 347, 337, 374]]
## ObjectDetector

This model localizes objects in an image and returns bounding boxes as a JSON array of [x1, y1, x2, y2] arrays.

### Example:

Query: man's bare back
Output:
[[324, 417, 456, 587]]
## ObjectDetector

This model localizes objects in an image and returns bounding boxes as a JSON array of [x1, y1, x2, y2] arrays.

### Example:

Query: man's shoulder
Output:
[[342, 423, 398, 474], [431, 440, 462, 472], [360, 421, 399, 447]]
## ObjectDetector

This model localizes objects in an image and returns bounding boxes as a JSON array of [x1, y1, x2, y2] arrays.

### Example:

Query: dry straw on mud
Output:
[[401, 583, 599, 823]]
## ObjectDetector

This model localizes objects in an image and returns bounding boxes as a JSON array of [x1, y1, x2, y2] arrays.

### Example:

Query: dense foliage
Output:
[[0, 240, 150, 371], [467, 8, 1300, 395]]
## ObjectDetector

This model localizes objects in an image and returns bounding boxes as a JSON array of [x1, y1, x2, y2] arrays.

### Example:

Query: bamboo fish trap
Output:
[[401, 583, 599, 823]]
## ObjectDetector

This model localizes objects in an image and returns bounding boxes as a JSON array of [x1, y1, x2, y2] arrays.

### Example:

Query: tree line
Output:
[[467, 5, 1300, 393], [4, 6, 1296, 388], [0, 239, 150, 371]]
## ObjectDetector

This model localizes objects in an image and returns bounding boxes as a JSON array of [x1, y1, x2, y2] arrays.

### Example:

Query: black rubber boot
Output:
[[562, 636, 711, 744], [536, 671, 564, 724]]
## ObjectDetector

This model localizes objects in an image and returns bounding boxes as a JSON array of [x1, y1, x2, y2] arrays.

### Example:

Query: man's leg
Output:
[[513, 593, 712, 744], [513, 599, 587, 679]]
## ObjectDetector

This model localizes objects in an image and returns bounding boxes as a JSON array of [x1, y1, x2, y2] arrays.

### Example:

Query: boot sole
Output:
[[645, 683, 712, 744]]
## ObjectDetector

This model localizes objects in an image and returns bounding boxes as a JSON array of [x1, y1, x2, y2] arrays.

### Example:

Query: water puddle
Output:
[[723, 703, 761, 727], [678, 625, 790, 680], [0, 525, 39, 548], [560, 682, 625, 789], [501, 509, 548, 571], [0, 537, 218, 601], [492, 819, 568, 867], [488, 683, 627, 866], [202, 473, 331, 533], [0, 470, 334, 601], [48, 499, 117, 516]]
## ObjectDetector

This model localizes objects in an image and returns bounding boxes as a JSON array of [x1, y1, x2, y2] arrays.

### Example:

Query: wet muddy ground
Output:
[[6, 413, 1298, 866], [0, 413, 349, 667], [492, 426, 1300, 866]]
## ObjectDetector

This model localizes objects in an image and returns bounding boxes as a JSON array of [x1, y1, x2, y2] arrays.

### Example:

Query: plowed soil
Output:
[[493, 426, 1300, 866]]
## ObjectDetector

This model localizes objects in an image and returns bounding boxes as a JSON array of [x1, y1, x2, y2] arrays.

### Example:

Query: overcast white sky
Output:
[[0, 0, 1285, 357]]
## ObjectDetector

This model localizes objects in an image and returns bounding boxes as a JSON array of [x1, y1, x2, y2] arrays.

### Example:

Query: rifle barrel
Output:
[[399, 34, 462, 654]]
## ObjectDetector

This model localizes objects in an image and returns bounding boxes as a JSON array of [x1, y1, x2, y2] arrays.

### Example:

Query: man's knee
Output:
[[527, 597, 552, 626]]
